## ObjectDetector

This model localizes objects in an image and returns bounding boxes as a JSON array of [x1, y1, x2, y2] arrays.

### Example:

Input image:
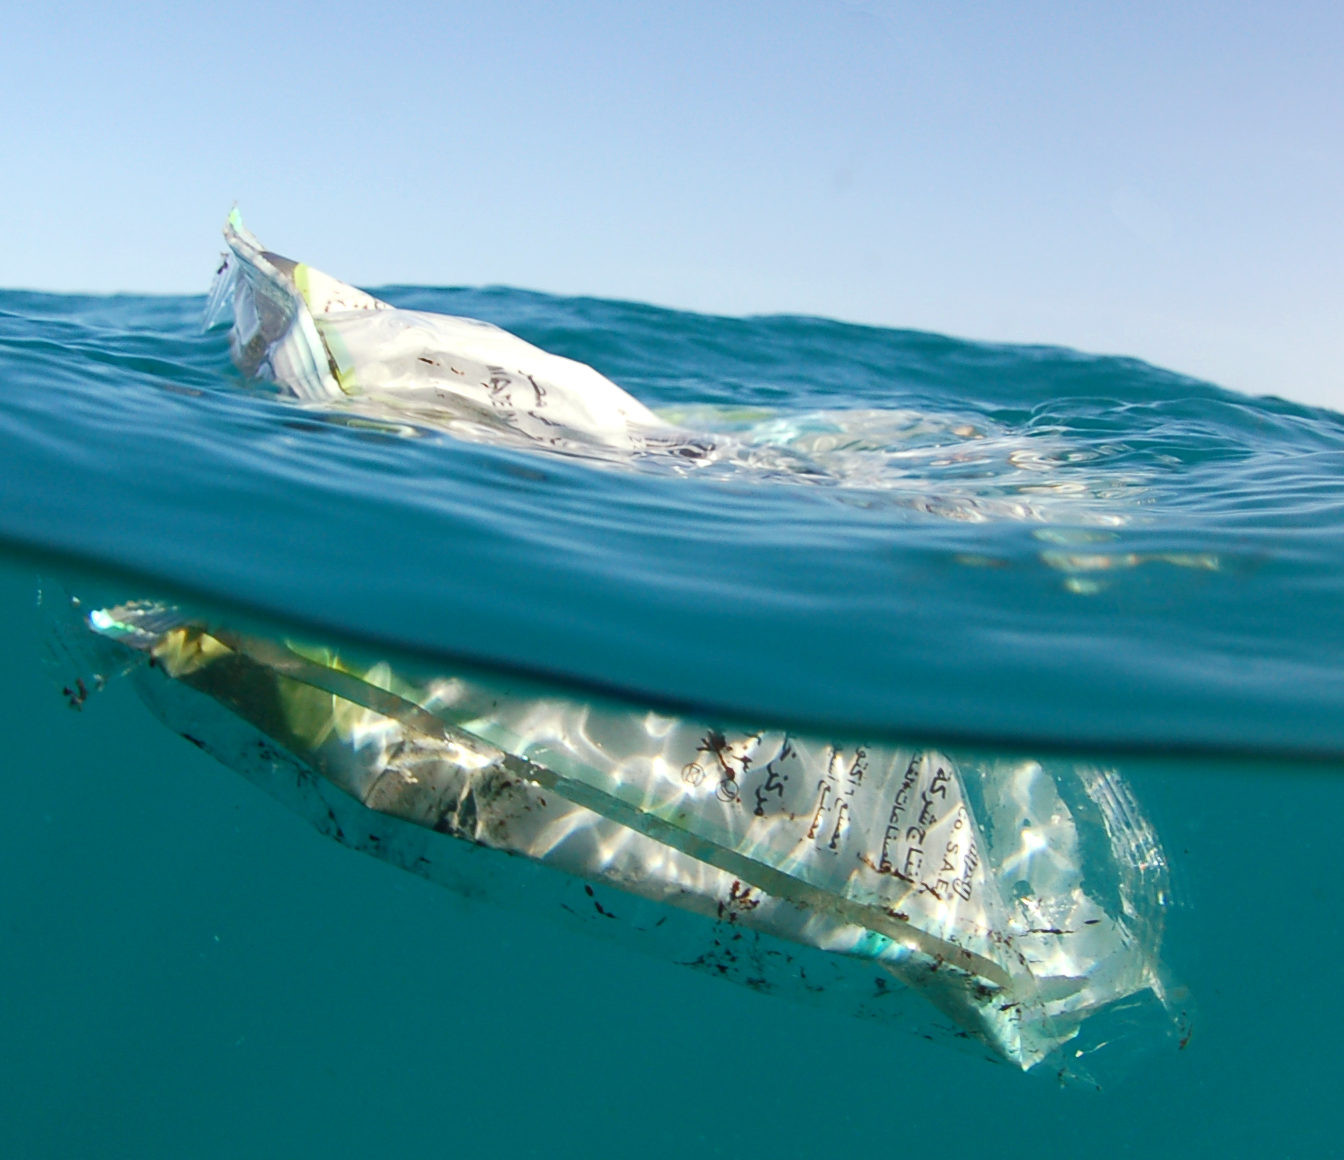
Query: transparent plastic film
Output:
[[76, 599, 1184, 1080], [207, 212, 1171, 529]]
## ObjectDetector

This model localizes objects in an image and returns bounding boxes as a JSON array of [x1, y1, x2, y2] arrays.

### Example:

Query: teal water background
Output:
[[1, 287, 1343, 1155]]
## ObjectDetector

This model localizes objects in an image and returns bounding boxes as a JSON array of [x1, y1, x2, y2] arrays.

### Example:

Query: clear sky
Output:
[[3, 0, 1340, 410]]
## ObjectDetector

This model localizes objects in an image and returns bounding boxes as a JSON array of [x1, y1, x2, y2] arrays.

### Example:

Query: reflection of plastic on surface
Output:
[[81, 600, 1180, 1078], [209, 210, 1154, 528]]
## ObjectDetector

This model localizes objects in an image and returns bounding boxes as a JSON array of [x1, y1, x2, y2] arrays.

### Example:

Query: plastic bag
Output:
[[208, 208, 677, 453], [118, 212, 1189, 1075], [80, 600, 1180, 1077]]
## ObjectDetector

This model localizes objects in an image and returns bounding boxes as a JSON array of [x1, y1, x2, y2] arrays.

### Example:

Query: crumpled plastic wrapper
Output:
[[59, 212, 1187, 1079], [207, 207, 677, 454]]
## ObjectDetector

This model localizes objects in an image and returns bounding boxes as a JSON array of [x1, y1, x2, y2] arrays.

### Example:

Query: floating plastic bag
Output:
[[75, 599, 1180, 1078], [55, 213, 1185, 1078], [208, 208, 682, 455]]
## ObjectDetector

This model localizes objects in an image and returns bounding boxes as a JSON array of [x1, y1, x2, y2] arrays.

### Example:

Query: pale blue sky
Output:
[[3, 0, 1340, 409]]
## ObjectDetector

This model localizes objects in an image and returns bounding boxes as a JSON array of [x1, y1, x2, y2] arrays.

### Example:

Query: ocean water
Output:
[[1, 284, 1343, 1156]]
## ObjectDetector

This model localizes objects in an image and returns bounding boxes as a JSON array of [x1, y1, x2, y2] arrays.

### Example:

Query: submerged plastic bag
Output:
[[75, 599, 1179, 1078]]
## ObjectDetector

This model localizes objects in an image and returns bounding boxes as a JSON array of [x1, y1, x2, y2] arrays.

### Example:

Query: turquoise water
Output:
[[2, 286, 1343, 1154]]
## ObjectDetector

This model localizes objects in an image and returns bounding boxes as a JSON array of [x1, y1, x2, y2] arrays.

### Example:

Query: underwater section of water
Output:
[[2, 556, 1343, 1157]]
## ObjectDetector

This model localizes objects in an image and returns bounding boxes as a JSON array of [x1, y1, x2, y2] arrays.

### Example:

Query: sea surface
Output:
[[1, 284, 1342, 1156]]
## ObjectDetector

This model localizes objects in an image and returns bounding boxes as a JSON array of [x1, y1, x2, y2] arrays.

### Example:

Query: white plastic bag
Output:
[[209, 208, 672, 452], [83, 600, 1179, 1077]]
